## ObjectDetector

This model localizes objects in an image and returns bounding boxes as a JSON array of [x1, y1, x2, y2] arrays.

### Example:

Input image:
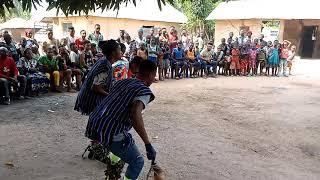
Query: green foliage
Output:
[[172, 0, 222, 40], [263, 20, 281, 28], [0, 0, 31, 23]]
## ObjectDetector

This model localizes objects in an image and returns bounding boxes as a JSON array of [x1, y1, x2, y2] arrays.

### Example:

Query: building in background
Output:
[[207, 0, 320, 59], [41, 1, 187, 40]]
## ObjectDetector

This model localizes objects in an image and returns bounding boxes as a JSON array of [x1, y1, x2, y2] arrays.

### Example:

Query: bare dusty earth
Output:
[[1, 60, 320, 180]]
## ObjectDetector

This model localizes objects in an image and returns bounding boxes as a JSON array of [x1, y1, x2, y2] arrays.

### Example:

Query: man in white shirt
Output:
[[135, 28, 146, 49], [67, 26, 76, 47]]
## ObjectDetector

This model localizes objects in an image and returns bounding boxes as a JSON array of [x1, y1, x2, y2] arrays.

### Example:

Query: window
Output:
[[141, 26, 155, 37], [62, 22, 73, 37]]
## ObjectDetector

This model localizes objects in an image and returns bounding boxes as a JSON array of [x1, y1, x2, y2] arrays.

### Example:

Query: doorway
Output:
[[301, 26, 317, 58]]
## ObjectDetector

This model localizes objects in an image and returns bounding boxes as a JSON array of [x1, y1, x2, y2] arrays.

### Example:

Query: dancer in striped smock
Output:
[[75, 40, 122, 171], [86, 60, 157, 180], [74, 40, 121, 115]]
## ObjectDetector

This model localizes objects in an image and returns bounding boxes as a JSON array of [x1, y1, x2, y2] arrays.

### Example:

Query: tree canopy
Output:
[[0, 0, 31, 22], [172, 0, 222, 40], [0, 0, 177, 18]]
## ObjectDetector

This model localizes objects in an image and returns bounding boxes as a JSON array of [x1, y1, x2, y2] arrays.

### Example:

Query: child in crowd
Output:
[[69, 43, 83, 90], [112, 43, 129, 81], [185, 43, 199, 78], [248, 44, 257, 76], [128, 56, 143, 79], [265, 41, 273, 75], [147, 37, 160, 64], [287, 45, 296, 75], [80, 40, 95, 73], [257, 46, 267, 75], [224, 50, 231, 76], [268, 40, 280, 76], [60, 38, 69, 51], [57, 45, 75, 92], [230, 43, 240, 76], [137, 42, 148, 60], [157, 45, 164, 81], [162, 43, 171, 79], [240, 42, 250, 76], [216, 46, 226, 75], [278, 40, 291, 77]]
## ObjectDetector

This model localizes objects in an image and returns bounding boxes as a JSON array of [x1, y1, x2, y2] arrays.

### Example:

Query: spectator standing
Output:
[[169, 26, 178, 51], [258, 34, 268, 48], [117, 30, 126, 44], [69, 43, 83, 90], [67, 26, 76, 46], [245, 31, 253, 44], [238, 30, 246, 47], [88, 24, 104, 50], [181, 29, 190, 49], [159, 28, 169, 45], [135, 28, 146, 49], [227, 32, 234, 44], [195, 31, 206, 52], [155, 28, 162, 46]]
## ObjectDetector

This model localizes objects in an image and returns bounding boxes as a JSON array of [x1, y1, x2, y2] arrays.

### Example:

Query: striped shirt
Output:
[[85, 78, 155, 147], [74, 59, 112, 115]]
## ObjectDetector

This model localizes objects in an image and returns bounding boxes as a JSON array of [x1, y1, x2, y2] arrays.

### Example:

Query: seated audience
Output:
[[0, 47, 27, 105]]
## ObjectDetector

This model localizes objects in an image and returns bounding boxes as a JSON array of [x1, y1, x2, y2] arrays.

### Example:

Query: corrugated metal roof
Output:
[[42, 0, 187, 23], [207, 0, 320, 20]]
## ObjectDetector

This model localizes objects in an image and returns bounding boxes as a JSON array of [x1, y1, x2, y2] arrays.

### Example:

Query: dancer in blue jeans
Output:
[[86, 60, 157, 180]]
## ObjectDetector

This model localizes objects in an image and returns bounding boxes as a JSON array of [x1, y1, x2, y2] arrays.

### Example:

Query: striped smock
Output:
[[85, 78, 155, 147], [74, 59, 113, 115]]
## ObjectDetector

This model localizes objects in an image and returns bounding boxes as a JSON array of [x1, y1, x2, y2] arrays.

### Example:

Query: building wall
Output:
[[283, 19, 320, 58], [283, 20, 303, 54], [214, 19, 262, 48], [51, 16, 182, 40]]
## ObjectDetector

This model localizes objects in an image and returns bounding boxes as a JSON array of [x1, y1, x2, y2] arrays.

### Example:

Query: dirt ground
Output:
[[1, 60, 320, 180]]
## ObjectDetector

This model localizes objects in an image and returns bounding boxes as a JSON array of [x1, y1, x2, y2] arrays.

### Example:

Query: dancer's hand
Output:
[[145, 143, 156, 161]]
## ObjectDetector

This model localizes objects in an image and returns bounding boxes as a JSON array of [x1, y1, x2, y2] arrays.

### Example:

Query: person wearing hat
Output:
[[0, 47, 27, 105]]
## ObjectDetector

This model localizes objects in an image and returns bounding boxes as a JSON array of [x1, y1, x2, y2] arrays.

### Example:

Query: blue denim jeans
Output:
[[109, 136, 144, 180], [203, 61, 217, 74]]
